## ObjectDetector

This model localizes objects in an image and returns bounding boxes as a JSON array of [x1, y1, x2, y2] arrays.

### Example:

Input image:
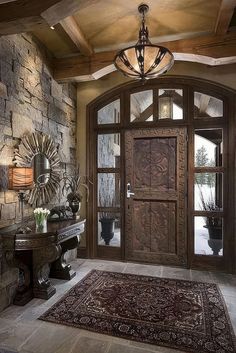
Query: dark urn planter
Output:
[[68, 200, 81, 219], [204, 225, 223, 256], [99, 218, 115, 245]]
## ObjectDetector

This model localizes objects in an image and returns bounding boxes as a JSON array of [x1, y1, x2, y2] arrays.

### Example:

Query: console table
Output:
[[1, 219, 85, 305]]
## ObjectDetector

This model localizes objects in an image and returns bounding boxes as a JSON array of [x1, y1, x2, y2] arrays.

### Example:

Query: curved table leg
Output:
[[50, 236, 79, 280], [5, 250, 33, 305], [33, 244, 61, 299]]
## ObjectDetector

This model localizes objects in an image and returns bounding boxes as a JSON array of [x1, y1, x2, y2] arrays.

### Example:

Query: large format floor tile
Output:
[[0, 259, 235, 353]]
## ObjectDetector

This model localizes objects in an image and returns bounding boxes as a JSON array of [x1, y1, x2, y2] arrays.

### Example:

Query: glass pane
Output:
[[130, 90, 153, 122], [194, 92, 223, 118], [97, 99, 120, 124], [158, 89, 183, 120], [98, 173, 120, 207], [195, 129, 223, 167], [98, 212, 121, 247], [194, 173, 223, 211], [98, 134, 120, 168], [194, 216, 223, 256]]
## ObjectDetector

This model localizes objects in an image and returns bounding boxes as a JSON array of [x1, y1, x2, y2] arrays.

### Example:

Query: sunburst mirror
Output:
[[14, 132, 61, 206]]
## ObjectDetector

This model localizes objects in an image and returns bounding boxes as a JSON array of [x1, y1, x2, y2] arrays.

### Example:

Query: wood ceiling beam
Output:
[[54, 50, 117, 81], [0, 0, 99, 35], [0, 0, 58, 34], [53, 33, 236, 81], [199, 95, 211, 115], [159, 32, 236, 58], [134, 105, 153, 122], [60, 16, 94, 56], [0, 0, 58, 23], [41, 0, 100, 27], [214, 0, 236, 35], [0, 0, 17, 3]]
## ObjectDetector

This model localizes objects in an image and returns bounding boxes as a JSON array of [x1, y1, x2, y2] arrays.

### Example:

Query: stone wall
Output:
[[0, 33, 77, 311]]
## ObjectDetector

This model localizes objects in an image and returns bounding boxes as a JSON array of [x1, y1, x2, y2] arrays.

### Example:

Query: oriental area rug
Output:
[[40, 270, 236, 353]]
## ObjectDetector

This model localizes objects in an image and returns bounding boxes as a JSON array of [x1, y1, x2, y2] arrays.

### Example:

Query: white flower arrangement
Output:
[[34, 207, 50, 226]]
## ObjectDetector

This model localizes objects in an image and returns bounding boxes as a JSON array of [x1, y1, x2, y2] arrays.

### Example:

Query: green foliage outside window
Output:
[[195, 145, 215, 186]]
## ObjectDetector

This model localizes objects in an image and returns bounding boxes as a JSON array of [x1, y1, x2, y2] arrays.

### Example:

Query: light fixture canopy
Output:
[[114, 4, 174, 81]]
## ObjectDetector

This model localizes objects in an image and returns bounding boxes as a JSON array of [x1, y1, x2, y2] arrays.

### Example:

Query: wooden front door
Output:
[[125, 128, 187, 266]]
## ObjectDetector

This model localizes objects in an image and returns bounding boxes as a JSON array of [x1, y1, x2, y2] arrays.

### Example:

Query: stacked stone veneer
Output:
[[0, 33, 77, 311]]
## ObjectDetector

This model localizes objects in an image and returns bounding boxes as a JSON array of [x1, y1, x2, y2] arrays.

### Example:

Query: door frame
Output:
[[84, 76, 236, 273]]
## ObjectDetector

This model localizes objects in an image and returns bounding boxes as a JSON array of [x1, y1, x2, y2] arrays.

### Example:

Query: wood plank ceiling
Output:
[[0, 0, 236, 82]]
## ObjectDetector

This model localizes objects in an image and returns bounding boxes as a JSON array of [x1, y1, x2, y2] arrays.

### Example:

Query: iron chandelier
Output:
[[114, 4, 174, 81]]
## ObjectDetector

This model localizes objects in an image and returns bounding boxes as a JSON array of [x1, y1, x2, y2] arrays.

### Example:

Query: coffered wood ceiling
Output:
[[0, 0, 236, 81]]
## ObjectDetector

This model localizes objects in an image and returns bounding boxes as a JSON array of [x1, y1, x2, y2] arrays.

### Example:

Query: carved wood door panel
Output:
[[125, 128, 187, 266]]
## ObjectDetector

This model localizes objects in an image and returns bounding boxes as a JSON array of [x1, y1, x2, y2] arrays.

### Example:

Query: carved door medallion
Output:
[[125, 128, 187, 266]]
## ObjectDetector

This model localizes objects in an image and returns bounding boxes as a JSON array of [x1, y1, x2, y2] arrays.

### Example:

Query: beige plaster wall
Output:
[[77, 61, 236, 246]]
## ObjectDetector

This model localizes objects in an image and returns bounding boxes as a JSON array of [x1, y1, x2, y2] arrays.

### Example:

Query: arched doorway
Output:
[[86, 76, 236, 273]]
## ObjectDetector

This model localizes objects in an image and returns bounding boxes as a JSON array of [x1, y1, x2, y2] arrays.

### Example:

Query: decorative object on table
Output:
[[198, 187, 223, 255], [40, 270, 236, 353], [48, 205, 72, 221], [62, 166, 89, 219], [8, 166, 34, 233], [114, 4, 174, 81], [34, 207, 50, 232], [13, 132, 61, 207]]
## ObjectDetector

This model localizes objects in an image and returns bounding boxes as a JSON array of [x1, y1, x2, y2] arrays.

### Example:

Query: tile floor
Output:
[[0, 259, 236, 353]]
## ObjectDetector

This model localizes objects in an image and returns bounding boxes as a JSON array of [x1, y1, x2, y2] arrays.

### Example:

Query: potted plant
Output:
[[99, 211, 116, 245], [62, 166, 89, 218], [198, 187, 222, 238], [98, 192, 116, 245], [198, 187, 222, 255]]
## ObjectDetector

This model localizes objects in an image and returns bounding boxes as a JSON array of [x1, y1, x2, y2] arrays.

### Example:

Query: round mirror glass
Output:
[[33, 153, 50, 186]]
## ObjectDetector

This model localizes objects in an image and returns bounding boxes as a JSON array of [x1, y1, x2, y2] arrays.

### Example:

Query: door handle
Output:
[[127, 182, 135, 198]]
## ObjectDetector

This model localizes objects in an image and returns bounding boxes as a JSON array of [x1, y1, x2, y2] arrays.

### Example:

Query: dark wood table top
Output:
[[0, 218, 86, 251]]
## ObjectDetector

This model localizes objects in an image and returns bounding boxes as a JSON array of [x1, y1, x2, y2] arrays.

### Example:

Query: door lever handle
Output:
[[127, 182, 135, 198]]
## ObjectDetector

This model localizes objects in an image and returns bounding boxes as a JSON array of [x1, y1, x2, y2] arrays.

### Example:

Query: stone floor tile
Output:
[[222, 294, 236, 312], [71, 336, 110, 353], [102, 262, 127, 273], [0, 321, 39, 351], [20, 323, 79, 353], [76, 329, 131, 346], [17, 306, 48, 323], [124, 263, 162, 277], [69, 267, 93, 285], [227, 313, 236, 333], [190, 270, 214, 283], [79, 260, 107, 270], [80, 260, 127, 273], [0, 259, 236, 353], [219, 284, 236, 298], [107, 342, 154, 353], [210, 272, 235, 285], [0, 305, 28, 322], [162, 266, 191, 280], [130, 340, 184, 352], [70, 259, 85, 269], [0, 317, 13, 329]]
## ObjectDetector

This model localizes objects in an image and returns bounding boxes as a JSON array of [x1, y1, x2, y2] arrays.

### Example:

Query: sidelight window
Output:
[[193, 128, 224, 257]]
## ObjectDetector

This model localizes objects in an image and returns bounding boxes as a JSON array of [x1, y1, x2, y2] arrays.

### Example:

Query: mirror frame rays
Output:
[[14, 132, 61, 206]]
